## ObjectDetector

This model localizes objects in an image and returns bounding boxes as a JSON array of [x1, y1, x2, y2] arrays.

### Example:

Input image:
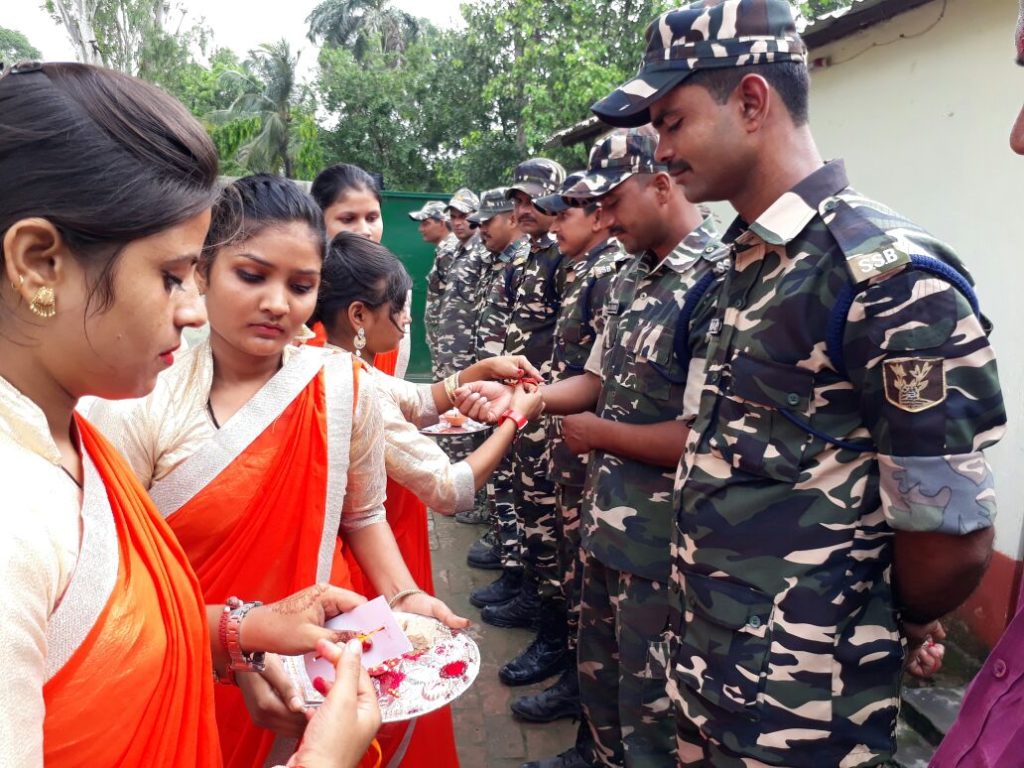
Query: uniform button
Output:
[[786, 393, 800, 407], [749, 616, 762, 628], [704, 246, 716, 254], [708, 371, 720, 384], [823, 199, 838, 212], [993, 659, 1008, 679], [732, 298, 745, 309], [640, 292, 648, 301]]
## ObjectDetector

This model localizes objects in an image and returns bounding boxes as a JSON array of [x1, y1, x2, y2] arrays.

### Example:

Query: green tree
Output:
[[796, 1, 850, 20], [0, 27, 42, 66], [306, 0, 420, 62], [212, 40, 318, 178]]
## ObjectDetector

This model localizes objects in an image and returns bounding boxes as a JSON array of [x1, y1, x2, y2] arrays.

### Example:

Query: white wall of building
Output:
[[807, 0, 1024, 558]]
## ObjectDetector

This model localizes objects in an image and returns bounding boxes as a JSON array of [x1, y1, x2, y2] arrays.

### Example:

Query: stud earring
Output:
[[354, 327, 366, 358], [29, 286, 56, 318]]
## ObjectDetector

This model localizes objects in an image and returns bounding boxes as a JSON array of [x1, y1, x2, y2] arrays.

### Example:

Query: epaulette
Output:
[[819, 195, 912, 287]]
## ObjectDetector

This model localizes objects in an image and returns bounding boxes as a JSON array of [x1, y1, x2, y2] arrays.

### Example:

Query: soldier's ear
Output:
[[735, 73, 770, 132]]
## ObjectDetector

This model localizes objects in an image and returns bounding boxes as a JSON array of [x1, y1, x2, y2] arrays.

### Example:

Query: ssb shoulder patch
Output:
[[882, 357, 946, 413]]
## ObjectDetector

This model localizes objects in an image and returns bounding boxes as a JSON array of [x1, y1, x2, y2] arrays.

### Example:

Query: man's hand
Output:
[[561, 412, 600, 455]]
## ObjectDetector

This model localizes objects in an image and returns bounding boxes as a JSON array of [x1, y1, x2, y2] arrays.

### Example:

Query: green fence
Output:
[[380, 190, 451, 382]]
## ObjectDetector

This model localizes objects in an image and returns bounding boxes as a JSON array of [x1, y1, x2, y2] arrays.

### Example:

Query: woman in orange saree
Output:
[[92, 175, 467, 768], [0, 64, 378, 768]]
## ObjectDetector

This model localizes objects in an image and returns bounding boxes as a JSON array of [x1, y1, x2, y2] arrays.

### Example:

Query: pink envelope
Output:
[[303, 596, 414, 680]]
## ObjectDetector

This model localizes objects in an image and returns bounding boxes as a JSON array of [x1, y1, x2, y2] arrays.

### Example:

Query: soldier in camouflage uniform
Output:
[[510, 170, 631, 726], [593, 2, 1007, 766], [461, 129, 717, 768], [414, 199, 456, 367], [480, 160, 571, 687], [465, 189, 531, 569], [433, 188, 485, 380]]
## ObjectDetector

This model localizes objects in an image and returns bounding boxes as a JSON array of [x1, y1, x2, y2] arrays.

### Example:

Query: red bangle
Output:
[[499, 409, 528, 432]]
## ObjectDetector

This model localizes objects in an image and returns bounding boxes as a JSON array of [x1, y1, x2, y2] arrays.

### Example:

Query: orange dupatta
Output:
[[42, 416, 221, 767], [157, 357, 378, 768]]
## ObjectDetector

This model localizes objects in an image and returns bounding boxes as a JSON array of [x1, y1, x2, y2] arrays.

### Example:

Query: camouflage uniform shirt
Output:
[[424, 232, 460, 349], [670, 161, 1006, 766], [581, 219, 720, 584], [547, 239, 631, 488], [474, 237, 530, 361], [434, 233, 487, 374], [503, 234, 565, 373]]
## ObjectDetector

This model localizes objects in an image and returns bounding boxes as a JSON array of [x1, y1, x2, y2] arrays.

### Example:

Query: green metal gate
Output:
[[380, 190, 452, 382]]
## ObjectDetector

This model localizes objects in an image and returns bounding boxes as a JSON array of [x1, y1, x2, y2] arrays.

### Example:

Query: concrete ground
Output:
[[430, 510, 577, 768]]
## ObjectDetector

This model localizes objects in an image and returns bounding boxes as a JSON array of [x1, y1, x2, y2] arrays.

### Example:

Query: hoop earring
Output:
[[29, 286, 56, 318], [354, 327, 366, 358]]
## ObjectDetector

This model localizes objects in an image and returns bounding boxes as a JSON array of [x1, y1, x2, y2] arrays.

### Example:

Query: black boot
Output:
[[510, 665, 580, 722], [480, 572, 541, 629], [470, 568, 523, 608], [498, 602, 568, 686], [521, 746, 592, 768], [466, 531, 502, 570]]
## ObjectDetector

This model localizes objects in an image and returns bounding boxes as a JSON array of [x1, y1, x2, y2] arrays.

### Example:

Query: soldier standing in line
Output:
[[479, 160, 571, 691], [465, 188, 532, 573], [430, 188, 482, 380], [508, 168, 630, 727], [593, 2, 1006, 766], [414, 199, 456, 368], [459, 132, 719, 768]]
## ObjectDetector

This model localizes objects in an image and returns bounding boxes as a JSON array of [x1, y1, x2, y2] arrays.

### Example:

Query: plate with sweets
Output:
[[284, 606, 480, 723], [419, 409, 491, 436]]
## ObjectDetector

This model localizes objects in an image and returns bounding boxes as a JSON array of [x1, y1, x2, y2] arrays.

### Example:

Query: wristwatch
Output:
[[217, 596, 266, 684], [499, 408, 529, 432]]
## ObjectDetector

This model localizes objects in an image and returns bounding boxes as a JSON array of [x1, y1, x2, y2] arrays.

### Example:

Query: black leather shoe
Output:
[[470, 569, 523, 608], [510, 666, 580, 722], [521, 747, 592, 768], [480, 577, 541, 629], [499, 630, 567, 686], [466, 538, 502, 571]]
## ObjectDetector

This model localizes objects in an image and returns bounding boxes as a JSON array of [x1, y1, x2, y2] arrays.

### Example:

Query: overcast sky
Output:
[[3, 0, 464, 74]]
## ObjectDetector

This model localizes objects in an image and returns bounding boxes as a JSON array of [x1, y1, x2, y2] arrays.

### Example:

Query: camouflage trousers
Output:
[[488, 451, 522, 569], [554, 483, 584, 652], [578, 551, 678, 768], [512, 417, 559, 597]]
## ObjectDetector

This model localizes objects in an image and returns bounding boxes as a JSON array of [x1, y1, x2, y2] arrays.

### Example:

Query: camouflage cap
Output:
[[592, 0, 807, 128], [468, 187, 515, 224], [446, 187, 480, 214], [408, 200, 449, 221], [533, 171, 587, 215], [561, 128, 666, 201], [506, 158, 567, 201]]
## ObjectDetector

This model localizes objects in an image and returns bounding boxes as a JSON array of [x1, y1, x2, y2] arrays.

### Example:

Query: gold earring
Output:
[[353, 327, 366, 358], [29, 286, 56, 318]]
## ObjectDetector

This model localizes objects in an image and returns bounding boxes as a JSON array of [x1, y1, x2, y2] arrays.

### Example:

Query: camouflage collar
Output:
[[732, 160, 849, 247], [569, 238, 618, 276], [647, 216, 719, 275], [499, 236, 529, 263]]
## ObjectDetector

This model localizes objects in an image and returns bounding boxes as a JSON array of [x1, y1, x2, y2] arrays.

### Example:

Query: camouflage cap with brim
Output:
[[468, 187, 515, 224], [592, 0, 807, 128], [506, 158, 567, 200], [533, 171, 587, 215], [562, 128, 667, 201], [446, 187, 480, 214], [409, 200, 449, 221]]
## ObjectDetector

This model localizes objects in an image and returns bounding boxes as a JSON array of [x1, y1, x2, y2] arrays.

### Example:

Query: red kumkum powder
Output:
[[440, 660, 468, 679]]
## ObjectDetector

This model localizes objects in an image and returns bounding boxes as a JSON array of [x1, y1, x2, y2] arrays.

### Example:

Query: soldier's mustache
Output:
[[667, 160, 692, 175]]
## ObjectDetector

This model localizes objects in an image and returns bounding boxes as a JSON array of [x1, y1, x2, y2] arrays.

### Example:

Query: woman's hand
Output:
[[242, 584, 368, 656], [284, 639, 381, 768], [467, 355, 543, 383], [394, 591, 471, 631], [509, 383, 545, 421], [236, 654, 308, 738], [454, 381, 516, 423]]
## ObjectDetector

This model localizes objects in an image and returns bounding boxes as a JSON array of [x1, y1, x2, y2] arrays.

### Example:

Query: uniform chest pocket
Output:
[[710, 354, 815, 483], [675, 571, 774, 718]]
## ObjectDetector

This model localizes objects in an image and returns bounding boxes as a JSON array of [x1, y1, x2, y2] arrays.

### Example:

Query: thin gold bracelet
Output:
[[388, 588, 427, 610]]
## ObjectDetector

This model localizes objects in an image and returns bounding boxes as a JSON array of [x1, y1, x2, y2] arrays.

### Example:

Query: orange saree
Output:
[[42, 416, 221, 767]]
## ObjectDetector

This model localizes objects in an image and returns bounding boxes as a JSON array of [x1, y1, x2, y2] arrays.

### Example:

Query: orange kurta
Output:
[[42, 417, 221, 767]]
